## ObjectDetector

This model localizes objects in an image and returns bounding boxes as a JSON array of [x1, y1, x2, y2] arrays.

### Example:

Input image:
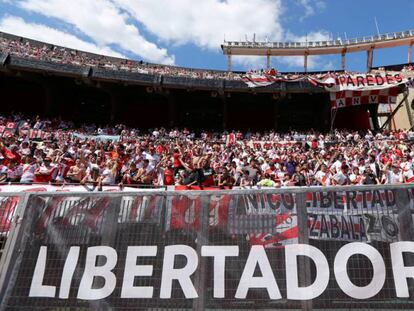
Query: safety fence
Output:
[[0, 185, 414, 310]]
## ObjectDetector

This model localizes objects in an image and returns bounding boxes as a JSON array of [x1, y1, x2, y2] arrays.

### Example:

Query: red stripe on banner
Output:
[[330, 87, 400, 110], [361, 96, 368, 104]]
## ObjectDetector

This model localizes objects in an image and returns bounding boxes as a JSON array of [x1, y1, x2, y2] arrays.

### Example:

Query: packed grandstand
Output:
[[0, 113, 414, 190], [1, 32, 414, 191]]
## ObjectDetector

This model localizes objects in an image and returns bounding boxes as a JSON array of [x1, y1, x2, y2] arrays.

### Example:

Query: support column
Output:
[[266, 53, 271, 69], [304, 53, 308, 73], [408, 42, 413, 63], [368, 105, 380, 131], [341, 49, 346, 71], [366, 48, 374, 71], [227, 54, 232, 72]]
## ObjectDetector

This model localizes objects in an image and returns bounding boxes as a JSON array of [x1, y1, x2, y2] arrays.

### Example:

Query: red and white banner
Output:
[[310, 72, 407, 92], [243, 72, 409, 91], [242, 73, 305, 87], [330, 87, 399, 109], [0, 184, 153, 192], [241, 74, 280, 87]]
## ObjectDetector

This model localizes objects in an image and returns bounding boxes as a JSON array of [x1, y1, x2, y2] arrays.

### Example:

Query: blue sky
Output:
[[0, 0, 413, 72]]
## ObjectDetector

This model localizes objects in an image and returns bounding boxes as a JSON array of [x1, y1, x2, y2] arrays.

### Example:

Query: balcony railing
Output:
[[223, 29, 414, 50]]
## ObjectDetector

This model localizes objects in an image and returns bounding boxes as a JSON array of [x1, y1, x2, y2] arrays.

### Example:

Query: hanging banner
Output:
[[242, 72, 409, 93], [309, 72, 407, 91], [330, 87, 399, 109]]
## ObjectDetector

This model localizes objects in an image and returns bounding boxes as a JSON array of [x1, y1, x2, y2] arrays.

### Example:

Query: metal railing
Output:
[[223, 29, 414, 50]]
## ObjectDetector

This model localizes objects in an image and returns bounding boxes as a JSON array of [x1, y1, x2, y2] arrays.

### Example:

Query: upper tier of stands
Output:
[[2, 31, 413, 83]]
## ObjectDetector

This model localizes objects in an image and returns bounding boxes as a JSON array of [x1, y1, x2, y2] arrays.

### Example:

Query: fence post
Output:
[[192, 194, 209, 311], [88, 195, 122, 310], [296, 192, 313, 311], [395, 189, 414, 300], [0, 193, 30, 298]]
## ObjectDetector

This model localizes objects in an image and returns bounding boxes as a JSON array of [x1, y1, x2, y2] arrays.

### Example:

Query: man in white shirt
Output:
[[332, 164, 350, 185]]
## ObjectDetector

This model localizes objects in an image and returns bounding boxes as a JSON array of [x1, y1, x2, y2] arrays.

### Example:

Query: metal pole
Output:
[[0, 193, 30, 296], [304, 53, 308, 73], [296, 192, 313, 311], [227, 54, 232, 72], [266, 54, 271, 69], [341, 50, 346, 71], [395, 189, 414, 302], [367, 48, 373, 71], [408, 43, 413, 63], [192, 195, 209, 311]]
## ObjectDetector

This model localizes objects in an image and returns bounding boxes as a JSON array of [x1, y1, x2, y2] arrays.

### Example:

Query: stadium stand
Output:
[[0, 113, 414, 190]]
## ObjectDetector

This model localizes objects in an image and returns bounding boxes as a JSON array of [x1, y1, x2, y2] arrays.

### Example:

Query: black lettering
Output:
[[385, 73, 394, 84], [359, 217, 367, 241], [364, 214, 378, 234], [333, 192, 344, 209], [330, 215, 340, 238], [282, 193, 294, 210], [309, 214, 319, 237], [347, 76, 355, 86], [346, 191, 358, 209], [349, 216, 359, 240], [339, 76, 347, 84], [247, 194, 259, 210], [319, 192, 332, 208], [319, 214, 330, 238], [311, 192, 317, 208], [356, 76, 365, 86], [259, 193, 266, 210], [366, 75, 375, 86], [371, 190, 384, 207], [361, 190, 370, 209], [375, 75, 385, 85], [266, 194, 280, 210], [341, 215, 350, 239]]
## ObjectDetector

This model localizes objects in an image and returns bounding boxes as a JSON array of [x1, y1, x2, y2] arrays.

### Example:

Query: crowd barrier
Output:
[[0, 185, 414, 310]]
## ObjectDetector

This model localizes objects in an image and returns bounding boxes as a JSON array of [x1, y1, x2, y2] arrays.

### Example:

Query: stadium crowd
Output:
[[0, 114, 414, 190], [0, 34, 394, 82], [0, 36, 240, 80]]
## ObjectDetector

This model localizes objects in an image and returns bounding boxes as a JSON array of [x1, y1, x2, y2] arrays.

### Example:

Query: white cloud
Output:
[[112, 0, 284, 50], [276, 30, 332, 70], [285, 30, 331, 43], [232, 55, 270, 70], [0, 16, 125, 58], [297, 0, 326, 20], [16, 0, 175, 64], [6, 0, 334, 70]]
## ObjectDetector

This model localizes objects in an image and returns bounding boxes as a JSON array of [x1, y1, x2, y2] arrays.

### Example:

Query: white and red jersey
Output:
[[332, 171, 349, 185], [7, 165, 23, 180], [403, 169, 414, 183], [33, 164, 57, 183], [385, 170, 403, 184], [20, 162, 38, 183], [314, 170, 330, 186]]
